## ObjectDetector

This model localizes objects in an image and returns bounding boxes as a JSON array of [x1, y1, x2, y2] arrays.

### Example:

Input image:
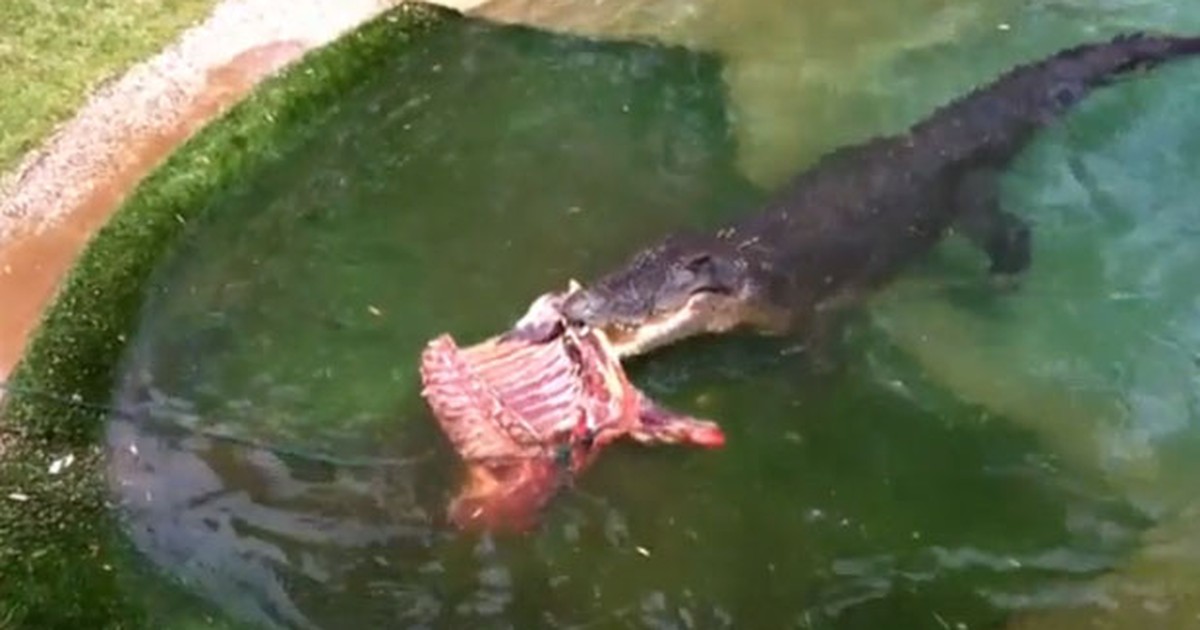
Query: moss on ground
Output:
[[0, 4, 454, 627], [0, 0, 219, 172]]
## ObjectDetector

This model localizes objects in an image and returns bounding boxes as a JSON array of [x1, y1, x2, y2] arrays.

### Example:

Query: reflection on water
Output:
[[107, 390, 451, 629], [107, 414, 427, 629], [107, 365, 1147, 629], [102, 2, 1200, 628]]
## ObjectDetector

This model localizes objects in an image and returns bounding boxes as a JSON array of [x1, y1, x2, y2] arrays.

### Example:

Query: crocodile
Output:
[[557, 32, 1200, 362]]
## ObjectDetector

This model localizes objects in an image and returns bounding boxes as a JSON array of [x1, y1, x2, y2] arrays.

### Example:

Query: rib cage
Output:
[[417, 294, 725, 532], [419, 324, 634, 464]]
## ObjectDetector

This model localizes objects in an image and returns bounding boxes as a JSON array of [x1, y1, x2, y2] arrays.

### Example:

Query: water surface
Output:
[[106, 3, 1200, 628]]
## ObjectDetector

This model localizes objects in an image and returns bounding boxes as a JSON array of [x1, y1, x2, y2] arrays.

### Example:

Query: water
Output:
[[105, 3, 1200, 629]]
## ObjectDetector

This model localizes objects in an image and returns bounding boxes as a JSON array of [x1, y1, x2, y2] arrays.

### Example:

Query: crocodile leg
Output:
[[952, 167, 1033, 284]]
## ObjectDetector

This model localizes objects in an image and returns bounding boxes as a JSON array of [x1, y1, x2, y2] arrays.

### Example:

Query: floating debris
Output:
[[48, 453, 75, 475]]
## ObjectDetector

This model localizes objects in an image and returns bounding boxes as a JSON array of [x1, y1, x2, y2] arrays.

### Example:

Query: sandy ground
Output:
[[0, 0, 499, 387]]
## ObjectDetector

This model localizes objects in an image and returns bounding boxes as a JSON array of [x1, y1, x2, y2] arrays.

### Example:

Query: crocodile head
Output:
[[562, 231, 759, 357]]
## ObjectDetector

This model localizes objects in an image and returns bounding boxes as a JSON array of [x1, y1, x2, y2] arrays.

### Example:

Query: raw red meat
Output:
[[419, 292, 724, 533]]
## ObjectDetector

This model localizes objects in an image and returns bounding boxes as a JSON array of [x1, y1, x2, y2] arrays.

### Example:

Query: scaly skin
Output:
[[546, 31, 1200, 626], [559, 32, 1200, 362]]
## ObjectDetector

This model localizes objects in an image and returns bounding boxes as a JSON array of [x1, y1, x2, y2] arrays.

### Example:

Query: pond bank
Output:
[[0, 0, 501, 387], [0, 3, 469, 626]]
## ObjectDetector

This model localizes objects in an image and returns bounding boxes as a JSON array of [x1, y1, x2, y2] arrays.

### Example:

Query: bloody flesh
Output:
[[419, 294, 724, 533]]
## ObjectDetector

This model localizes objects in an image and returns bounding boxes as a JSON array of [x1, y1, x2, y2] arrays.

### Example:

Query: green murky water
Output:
[[106, 3, 1200, 628]]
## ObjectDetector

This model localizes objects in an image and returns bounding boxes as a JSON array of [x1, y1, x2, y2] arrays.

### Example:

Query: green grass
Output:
[[0, 4, 453, 627], [0, 0, 218, 172]]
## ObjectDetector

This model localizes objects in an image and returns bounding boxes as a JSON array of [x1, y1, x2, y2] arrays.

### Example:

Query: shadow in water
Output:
[[105, 340, 1155, 629], [107, 399, 447, 629]]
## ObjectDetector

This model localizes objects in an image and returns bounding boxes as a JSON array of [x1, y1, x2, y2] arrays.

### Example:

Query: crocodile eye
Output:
[[684, 254, 713, 272]]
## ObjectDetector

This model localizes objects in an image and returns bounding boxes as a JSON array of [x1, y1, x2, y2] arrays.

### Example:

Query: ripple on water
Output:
[[101, 2, 1200, 628]]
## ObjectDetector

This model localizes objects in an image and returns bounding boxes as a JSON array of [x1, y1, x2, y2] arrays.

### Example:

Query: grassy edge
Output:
[[0, 4, 455, 627], [0, 0, 218, 172]]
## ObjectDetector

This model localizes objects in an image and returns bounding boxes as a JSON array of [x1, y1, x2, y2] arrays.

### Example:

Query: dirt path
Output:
[[0, 41, 309, 381], [0, 0, 498, 386]]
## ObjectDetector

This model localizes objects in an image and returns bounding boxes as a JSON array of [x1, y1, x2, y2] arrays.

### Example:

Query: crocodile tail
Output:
[[1021, 32, 1200, 125], [1072, 32, 1200, 85], [1031, 32, 1200, 113], [913, 32, 1200, 164]]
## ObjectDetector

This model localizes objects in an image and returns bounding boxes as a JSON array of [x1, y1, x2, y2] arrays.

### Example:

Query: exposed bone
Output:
[[418, 295, 723, 533]]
